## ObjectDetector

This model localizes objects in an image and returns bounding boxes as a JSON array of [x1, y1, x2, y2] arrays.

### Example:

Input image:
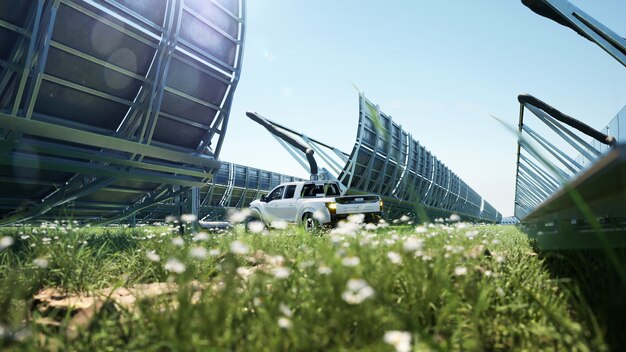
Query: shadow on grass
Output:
[[538, 248, 626, 350]]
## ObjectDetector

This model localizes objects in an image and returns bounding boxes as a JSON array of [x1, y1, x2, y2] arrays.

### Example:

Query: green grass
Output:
[[0, 220, 609, 351]]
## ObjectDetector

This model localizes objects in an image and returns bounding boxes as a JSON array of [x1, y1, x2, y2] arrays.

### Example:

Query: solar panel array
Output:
[[338, 95, 501, 222], [0, 0, 245, 224]]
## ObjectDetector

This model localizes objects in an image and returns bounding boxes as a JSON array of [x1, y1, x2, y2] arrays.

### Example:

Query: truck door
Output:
[[273, 185, 298, 221], [264, 186, 285, 221]]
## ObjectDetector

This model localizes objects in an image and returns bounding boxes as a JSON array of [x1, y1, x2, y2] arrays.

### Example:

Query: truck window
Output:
[[284, 185, 297, 199], [325, 183, 340, 196], [266, 186, 284, 202], [301, 184, 325, 198]]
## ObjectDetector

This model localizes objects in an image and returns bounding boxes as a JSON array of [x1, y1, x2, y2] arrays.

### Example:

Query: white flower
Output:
[[415, 226, 427, 234], [399, 215, 410, 222], [454, 266, 468, 276], [342, 279, 375, 305], [146, 251, 161, 262], [270, 220, 288, 230], [278, 317, 292, 329], [387, 251, 402, 265], [20, 235, 30, 240], [365, 223, 378, 231], [403, 237, 424, 252], [171, 236, 185, 246], [33, 258, 49, 268], [190, 247, 207, 259], [313, 210, 326, 222], [383, 330, 412, 352], [165, 215, 178, 223], [279, 303, 293, 317], [228, 209, 252, 224], [193, 232, 209, 241], [247, 221, 265, 233], [0, 236, 14, 250], [318, 265, 332, 275], [496, 287, 505, 297], [272, 267, 291, 279], [347, 214, 365, 224], [448, 214, 461, 222], [230, 240, 249, 255], [164, 258, 186, 273], [495, 255, 505, 264], [208, 249, 220, 257], [342, 256, 360, 267], [181, 214, 197, 223]]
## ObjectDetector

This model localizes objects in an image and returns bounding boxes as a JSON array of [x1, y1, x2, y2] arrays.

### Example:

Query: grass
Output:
[[0, 218, 610, 351]]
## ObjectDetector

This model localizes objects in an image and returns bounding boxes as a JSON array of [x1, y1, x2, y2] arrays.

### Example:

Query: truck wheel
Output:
[[302, 213, 319, 234]]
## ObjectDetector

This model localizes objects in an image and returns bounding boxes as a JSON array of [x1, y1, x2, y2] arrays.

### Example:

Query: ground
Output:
[[0, 215, 618, 351]]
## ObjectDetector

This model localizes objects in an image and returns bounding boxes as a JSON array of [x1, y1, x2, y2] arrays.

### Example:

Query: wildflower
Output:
[[247, 221, 265, 233], [33, 258, 49, 268], [313, 210, 325, 221], [399, 215, 410, 222], [347, 214, 365, 224], [272, 267, 291, 279], [495, 255, 505, 264], [190, 247, 208, 259], [342, 256, 360, 267], [465, 230, 479, 239], [193, 232, 209, 241], [403, 237, 424, 252], [415, 226, 427, 234], [454, 266, 468, 276], [318, 265, 332, 275], [387, 251, 402, 265], [146, 251, 161, 262], [20, 235, 30, 240], [341, 279, 375, 305], [208, 249, 220, 257], [0, 236, 14, 250], [230, 240, 249, 255], [228, 209, 252, 224], [181, 214, 197, 223], [448, 214, 461, 222], [164, 258, 186, 273], [171, 236, 185, 246], [165, 215, 177, 223], [365, 223, 378, 231], [278, 317, 293, 329], [383, 331, 412, 352], [270, 220, 288, 230], [279, 303, 293, 317], [299, 260, 315, 269]]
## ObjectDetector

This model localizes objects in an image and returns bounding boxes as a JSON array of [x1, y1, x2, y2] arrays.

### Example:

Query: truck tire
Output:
[[302, 212, 320, 234]]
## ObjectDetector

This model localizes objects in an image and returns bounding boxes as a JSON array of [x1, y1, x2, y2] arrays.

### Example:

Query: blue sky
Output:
[[220, 1, 626, 216]]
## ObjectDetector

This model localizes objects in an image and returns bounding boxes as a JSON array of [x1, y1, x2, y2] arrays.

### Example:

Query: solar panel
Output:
[[0, 0, 245, 225]]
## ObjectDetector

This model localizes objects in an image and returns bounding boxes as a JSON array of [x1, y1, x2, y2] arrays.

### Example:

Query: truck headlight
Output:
[[325, 202, 337, 214], [379, 200, 384, 210]]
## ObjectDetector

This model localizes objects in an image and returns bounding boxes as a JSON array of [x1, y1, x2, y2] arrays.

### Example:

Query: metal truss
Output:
[[0, 0, 246, 225], [249, 94, 502, 223], [522, 0, 626, 67]]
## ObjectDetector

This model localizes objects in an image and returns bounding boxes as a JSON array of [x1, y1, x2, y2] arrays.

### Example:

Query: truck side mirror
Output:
[[260, 194, 267, 202]]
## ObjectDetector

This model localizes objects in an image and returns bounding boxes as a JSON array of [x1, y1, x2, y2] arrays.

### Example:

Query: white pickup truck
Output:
[[249, 180, 383, 232]]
